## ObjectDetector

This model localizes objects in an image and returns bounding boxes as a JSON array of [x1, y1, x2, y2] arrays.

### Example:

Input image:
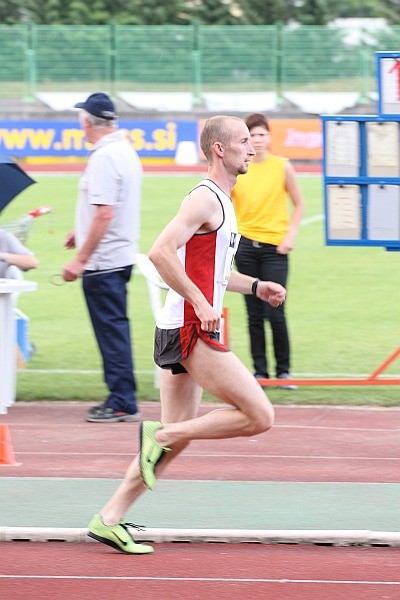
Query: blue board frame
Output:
[[322, 52, 400, 251], [376, 51, 400, 118]]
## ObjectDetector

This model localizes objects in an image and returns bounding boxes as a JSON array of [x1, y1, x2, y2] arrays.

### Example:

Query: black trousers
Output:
[[235, 236, 290, 378], [82, 265, 138, 413]]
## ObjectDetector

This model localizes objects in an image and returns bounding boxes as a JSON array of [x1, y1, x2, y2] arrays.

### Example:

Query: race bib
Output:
[[223, 232, 241, 282]]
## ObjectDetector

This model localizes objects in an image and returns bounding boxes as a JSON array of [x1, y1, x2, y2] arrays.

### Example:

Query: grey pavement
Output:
[[1, 478, 399, 531]]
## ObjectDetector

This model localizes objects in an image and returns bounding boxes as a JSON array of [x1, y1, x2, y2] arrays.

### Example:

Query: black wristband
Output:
[[251, 278, 259, 297]]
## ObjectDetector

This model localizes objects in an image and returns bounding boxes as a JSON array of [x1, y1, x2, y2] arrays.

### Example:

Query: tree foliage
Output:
[[23, 0, 139, 24], [190, 0, 240, 25], [129, 0, 191, 25], [0, 0, 399, 25], [21, 0, 192, 25], [240, 0, 400, 25], [239, 0, 292, 25], [0, 0, 26, 24], [294, 0, 341, 25]]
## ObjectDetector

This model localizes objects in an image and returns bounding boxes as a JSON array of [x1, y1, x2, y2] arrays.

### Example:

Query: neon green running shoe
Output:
[[139, 421, 170, 490], [87, 513, 154, 554]]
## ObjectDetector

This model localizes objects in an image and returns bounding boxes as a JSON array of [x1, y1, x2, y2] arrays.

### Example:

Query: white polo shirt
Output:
[[75, 130, 142, 271]]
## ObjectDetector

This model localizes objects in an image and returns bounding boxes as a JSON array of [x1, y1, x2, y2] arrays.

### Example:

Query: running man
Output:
[[87, 115, 286, 554]]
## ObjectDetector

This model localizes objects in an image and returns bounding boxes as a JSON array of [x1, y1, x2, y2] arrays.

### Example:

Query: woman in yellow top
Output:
[[231, 113, 304, 388]]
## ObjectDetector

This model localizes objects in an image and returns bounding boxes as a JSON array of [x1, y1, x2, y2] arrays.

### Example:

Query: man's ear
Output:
[[213, 142, 224, 157]]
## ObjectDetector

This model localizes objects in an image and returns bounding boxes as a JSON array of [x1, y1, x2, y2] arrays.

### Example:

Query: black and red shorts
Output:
[[154, 323, 229, 375]]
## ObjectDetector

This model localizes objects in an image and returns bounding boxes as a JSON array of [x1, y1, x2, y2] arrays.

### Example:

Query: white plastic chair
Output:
[[6, 267, 30, 332], [135, 253, 169, 387], [6, 265, 24, 303], [6, 266, 30, 396]]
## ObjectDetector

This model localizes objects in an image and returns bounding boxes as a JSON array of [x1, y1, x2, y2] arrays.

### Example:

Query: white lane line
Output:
[[14, 452, 400, 460], [274, 425, 400, 431], [301, 214, 324, 225], [4, 423, 399, 433], [17, 369, 110, 374], [17, 369, 399, 376], [0, 575, 398, 585]]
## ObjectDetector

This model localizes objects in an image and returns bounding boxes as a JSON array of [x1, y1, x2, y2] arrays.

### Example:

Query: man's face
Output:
[[79, 113, 95, 144], [224, 121, 255, 175]]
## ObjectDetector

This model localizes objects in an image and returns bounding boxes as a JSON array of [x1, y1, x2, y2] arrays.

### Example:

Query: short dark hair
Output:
[[245, 113, 270, 132], [200, 115, 243, 161]]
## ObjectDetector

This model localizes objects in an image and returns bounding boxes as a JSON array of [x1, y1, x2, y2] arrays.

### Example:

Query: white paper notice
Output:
[[381, 58, 400, 114], [367, 121, 400, 176], [326, 121, 360, 177], [328, 185, 361, 239]]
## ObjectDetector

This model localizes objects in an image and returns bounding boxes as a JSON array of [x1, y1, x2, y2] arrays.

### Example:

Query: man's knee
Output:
[[250, 403, 274, 435]]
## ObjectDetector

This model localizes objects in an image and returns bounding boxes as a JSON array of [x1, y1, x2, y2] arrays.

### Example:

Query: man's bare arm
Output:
[[0, 251, 38, 271], [149, 188, 222, 331], [62, 204, 113, 281], [227, 270, 286, 307]]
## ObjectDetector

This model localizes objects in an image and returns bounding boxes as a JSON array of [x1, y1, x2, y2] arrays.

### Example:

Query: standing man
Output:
[[62, 93, 142, 423], [87, 115, 286, 554]]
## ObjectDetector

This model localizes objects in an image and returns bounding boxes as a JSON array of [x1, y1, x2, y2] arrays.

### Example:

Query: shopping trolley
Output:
[[0, 205, 52, 243]]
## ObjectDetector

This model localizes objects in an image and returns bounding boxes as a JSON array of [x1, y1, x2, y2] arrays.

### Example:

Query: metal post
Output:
[[275, 21, 283, 103], [25, 23, 36, 102], [192, 22, 202, 104], [109, 23, 117, 98], [358, 36, 370, 104]]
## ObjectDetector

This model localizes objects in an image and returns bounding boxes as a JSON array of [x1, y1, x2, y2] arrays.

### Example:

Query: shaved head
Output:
[[200, 116, 245, 161]]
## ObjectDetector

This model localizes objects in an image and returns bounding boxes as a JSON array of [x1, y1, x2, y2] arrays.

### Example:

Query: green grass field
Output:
[[2, 174, 399, 406]]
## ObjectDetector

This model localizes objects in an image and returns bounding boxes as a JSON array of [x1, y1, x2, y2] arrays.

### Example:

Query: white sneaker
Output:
[[278, 373, 298, 390]]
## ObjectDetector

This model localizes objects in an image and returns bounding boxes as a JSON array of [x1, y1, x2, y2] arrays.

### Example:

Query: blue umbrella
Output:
[[0, 155, 36, 214]]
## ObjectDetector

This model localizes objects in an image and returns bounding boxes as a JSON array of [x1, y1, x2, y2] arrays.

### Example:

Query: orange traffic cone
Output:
[[0, 424, 21, 466]]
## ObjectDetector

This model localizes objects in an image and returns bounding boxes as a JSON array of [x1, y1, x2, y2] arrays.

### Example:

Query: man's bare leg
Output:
[[95, 340, 273, 523], [155, 339, 274, 449], [99, 369, 202, 525]]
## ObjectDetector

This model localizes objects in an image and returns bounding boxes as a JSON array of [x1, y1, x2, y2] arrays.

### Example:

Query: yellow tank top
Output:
[[231, 154, 289, 245]]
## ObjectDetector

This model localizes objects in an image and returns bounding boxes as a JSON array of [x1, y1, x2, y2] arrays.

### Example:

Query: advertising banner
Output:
[[0, 118, 322, 161], [269, 119, 322, 160], [0, 120, 198, 158]]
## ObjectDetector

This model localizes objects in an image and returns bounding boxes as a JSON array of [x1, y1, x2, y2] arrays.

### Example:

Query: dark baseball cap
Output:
[[75, 92, 117, 120]]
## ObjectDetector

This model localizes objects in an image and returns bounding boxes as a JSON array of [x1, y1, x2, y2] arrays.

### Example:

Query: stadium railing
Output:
[[1, 24, 400, 103]]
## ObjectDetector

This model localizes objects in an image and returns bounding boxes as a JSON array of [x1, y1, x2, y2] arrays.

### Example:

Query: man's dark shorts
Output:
[[154, 323, 229, 375]]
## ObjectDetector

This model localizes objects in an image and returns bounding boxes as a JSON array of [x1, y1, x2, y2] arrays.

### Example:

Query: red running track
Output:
[[1, 542, 399, 600], [1, 403, 399, 482], [2, 403, 399, 599]]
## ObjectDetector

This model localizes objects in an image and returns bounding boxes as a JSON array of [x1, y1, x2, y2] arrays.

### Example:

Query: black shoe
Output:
[[87, 403, 106, 417], [86, 405, 142, 423]]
